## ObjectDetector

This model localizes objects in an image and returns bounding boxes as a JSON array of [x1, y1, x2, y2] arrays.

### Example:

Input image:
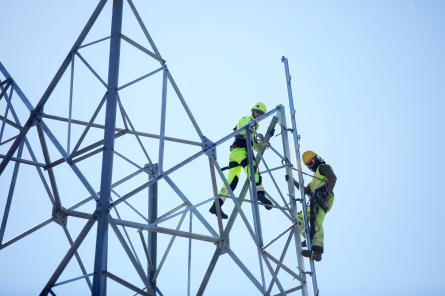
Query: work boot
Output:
[[301, 249, 322, 262], [301, 249, 311, 258], [209, 198, 228, 219], [257, 191, 273, 210], [312, 252, 322, 262]]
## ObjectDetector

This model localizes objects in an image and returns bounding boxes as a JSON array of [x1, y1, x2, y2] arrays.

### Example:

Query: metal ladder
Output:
[[282, 56, 319, 296]]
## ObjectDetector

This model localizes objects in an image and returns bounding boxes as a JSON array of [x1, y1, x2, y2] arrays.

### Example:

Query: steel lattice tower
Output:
[[0, 1, 319, 295]]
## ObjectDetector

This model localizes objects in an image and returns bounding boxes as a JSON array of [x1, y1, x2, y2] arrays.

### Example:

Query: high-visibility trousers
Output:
[[219, 147, 264, 201], [297, 194, 334, 253]]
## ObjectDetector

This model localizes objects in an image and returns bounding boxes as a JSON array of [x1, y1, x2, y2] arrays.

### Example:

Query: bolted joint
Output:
[[215, 238, 230, 255], [92, 210, 100, 220], [30, 108, 44, 126], [52, 206, 68, 227], [201, 136, 217, 160], [96, 207, 110, 216], [145, 163, 159, 177]]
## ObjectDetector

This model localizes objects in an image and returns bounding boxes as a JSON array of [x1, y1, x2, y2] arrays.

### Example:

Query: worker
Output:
[[209, 102, 273, 219], [286, 150, 336, 261]]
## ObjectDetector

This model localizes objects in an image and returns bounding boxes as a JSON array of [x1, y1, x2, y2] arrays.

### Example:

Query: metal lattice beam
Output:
[[0, 1, 319, 295]]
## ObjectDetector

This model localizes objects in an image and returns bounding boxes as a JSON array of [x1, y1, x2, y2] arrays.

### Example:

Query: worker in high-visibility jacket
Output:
[[209, 102, 273, 219], [287, 150, 336, 261]]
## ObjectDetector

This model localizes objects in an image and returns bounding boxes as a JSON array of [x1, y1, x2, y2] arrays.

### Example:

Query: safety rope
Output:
[[280, 158, 325, 181]]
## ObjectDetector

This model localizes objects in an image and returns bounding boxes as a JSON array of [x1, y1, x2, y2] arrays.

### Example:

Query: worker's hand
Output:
[[286, 175, 302, 190], [255, 140, 269, 150], [306, 189, 314, 198]]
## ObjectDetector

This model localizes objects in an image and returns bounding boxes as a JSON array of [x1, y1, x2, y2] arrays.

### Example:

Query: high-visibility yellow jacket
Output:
[[231, 115, 259, 149], [291, 163, 336, 196], [309, 164, 336, 195]]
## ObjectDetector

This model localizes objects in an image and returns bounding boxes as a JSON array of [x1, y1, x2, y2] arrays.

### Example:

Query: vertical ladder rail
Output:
[[282, 56, 319, 296], [278, 105, 309, 296]]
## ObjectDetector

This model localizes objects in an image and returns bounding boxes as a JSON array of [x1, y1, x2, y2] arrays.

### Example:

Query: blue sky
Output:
[[1, 0, 444, 295]]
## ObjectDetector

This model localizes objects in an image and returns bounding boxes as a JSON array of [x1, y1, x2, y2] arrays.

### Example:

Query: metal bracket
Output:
[[201, 136, 216, 160], [30, 108, 43, 126], [92, 210, 100, 221], [281, 157, 293, 168], [52, 206, 68, 227], [216, 238, 230, 255], [145, 163, 159, 176], [287, 194, 302, 203]]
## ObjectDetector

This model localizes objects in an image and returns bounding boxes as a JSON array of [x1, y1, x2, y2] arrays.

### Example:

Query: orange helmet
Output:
[[302, 150, 317, 165]]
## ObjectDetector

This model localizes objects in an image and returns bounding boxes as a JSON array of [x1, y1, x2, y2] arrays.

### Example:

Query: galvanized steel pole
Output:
[[148, 163, 158, 293], [92, 0, 124, 294]]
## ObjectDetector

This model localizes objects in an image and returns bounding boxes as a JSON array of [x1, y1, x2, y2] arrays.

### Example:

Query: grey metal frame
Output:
[[0, 1, 319, 295], [281, 57, 318, 295]]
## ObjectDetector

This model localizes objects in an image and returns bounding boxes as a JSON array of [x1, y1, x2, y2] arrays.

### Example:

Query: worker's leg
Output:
[[297, 206, 311, 237], [311, 194, 334, 254], [242, 155, 272, 209], [210, 148, 244, 219], [218, 148, 244, 201], [218, 165, 242, 202], [242, 158, 264, 191]]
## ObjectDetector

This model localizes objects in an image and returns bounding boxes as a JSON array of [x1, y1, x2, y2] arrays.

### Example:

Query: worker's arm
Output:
[[285, 175, 312, 196], [318, 164, 336, 194]]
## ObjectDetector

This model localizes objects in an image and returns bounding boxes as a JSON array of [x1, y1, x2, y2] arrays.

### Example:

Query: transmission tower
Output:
[[0, 1, 319, 295]]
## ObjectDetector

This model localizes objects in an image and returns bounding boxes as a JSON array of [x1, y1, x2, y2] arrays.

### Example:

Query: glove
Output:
[[286, 175, 302, 190], [307, 189, 314, 198], [254, 141, 267, 151], [270, 128, 275, 137]]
